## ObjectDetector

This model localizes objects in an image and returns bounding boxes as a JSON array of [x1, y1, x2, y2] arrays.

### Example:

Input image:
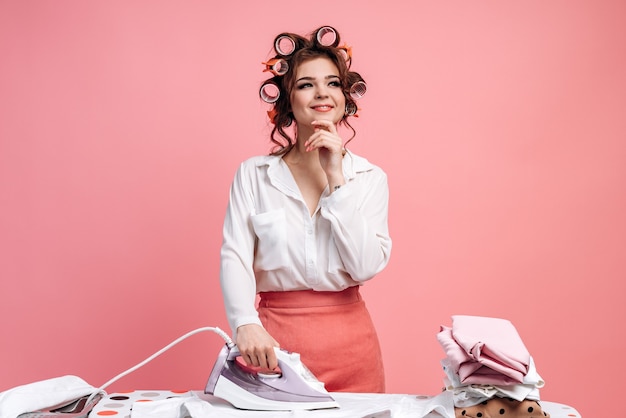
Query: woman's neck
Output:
[[283, 124, 319, 164], [283, 141, 318, 166]]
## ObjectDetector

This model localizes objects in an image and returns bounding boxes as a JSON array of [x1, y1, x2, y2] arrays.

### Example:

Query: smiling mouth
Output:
[[311, 105, 334, 112]]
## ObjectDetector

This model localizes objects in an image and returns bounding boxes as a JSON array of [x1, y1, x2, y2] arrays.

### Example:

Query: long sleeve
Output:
[[320, 163, 392, 281], [219, 162, 261, 334]]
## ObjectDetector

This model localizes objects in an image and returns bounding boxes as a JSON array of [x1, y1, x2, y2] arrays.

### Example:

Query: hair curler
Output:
[[349, 81, 367, 99], [338, 44, 352, 63], [260, 82, 280, 103], [274, 35, 297, 57], [315, 26, 339, 48], [345, 102, 358, 116], [263, 58, 289, 76]]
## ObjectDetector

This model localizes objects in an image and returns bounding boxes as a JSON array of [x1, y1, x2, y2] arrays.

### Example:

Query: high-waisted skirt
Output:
[[257, 286, 385, 393]]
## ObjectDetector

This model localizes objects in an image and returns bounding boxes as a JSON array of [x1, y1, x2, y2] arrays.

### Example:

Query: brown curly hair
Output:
[[261, 26, 365, 156]]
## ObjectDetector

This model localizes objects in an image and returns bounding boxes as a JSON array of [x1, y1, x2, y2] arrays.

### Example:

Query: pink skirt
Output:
[[258, 286, 385, 393]]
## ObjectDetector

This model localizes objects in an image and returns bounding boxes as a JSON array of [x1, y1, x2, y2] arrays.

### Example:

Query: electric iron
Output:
[[205, 343, 339, 411]]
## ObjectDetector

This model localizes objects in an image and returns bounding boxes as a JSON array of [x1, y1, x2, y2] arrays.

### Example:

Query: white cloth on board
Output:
[[0, 375, 100, 418], [129, 391, 455, 418]]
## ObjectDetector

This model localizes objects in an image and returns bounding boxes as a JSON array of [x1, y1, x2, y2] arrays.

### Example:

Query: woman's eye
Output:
[[297, 83, 312, 89], [329, 81, 341, 87]]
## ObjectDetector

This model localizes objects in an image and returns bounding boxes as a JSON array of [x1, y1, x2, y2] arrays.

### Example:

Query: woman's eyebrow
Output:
[[296, 75, 340, 82]]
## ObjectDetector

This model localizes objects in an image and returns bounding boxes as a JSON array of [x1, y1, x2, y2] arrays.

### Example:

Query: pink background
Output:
[[1, 2, 625, 417]]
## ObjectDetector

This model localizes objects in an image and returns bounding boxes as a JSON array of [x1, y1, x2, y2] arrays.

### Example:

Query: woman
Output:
[[219, 26, 391, 393]]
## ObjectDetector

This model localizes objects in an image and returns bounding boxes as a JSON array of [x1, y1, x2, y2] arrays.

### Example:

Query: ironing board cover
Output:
[[89, 390, 581, 418]]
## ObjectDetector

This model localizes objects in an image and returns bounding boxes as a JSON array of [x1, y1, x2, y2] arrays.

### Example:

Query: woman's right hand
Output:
[[235, 324, 280, 370]]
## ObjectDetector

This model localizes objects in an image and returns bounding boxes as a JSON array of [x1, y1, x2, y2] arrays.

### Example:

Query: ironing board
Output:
[[89, 390, 582, 417]]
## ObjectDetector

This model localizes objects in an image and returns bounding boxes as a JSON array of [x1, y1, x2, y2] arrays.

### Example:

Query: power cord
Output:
[[86, 326, 234, 405]]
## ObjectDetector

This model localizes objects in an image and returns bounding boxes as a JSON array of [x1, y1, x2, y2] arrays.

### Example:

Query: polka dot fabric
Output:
[[455, 398, 550, 418], [90, 390, 191, 417]]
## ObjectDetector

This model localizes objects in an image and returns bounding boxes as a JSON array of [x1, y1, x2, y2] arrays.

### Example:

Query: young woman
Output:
[[219, 26, 392, 393]]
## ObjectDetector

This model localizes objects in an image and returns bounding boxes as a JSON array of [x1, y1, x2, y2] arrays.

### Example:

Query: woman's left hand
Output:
[[305, 120, 344, 184]]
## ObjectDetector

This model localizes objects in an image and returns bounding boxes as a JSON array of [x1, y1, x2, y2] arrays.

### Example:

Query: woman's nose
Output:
[[315, 85, 329, 98]]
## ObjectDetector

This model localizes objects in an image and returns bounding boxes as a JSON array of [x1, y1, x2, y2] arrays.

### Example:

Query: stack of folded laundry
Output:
[[437, 315, 550, 418]]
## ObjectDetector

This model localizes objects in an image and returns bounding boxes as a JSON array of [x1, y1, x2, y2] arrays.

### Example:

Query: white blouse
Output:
[[219, 150, 392, 334]]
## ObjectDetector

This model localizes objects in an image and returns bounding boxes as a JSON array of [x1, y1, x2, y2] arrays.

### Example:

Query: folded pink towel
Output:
[[437, 315, 530, 385]]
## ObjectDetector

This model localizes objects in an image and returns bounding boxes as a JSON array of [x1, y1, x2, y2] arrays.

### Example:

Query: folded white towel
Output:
[[441, 357, 545, 407], [0, 375, 99, 418]]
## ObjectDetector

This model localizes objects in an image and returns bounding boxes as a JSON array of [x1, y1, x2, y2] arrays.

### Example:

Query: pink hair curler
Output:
[[274, 35, 297, 57], [260, 82, 280, 103], [316, 26, 339, 48], [349, 81, 367, 100]]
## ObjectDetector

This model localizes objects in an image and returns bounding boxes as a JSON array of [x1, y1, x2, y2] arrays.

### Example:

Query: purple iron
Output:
[[205, 344, 339, 411]]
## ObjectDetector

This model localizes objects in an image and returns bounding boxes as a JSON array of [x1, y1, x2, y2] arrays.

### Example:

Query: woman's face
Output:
[[290, 57, 346, 129]]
